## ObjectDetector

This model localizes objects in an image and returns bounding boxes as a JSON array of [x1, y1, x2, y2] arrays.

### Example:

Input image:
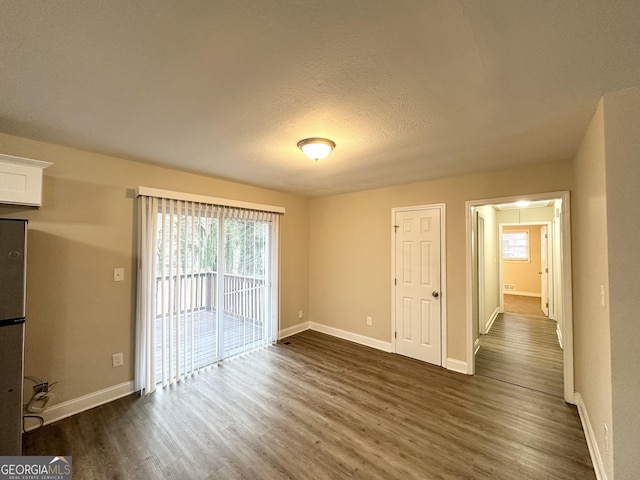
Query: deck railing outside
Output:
[[153, 271, 268, 381], [154, 271, 266, 322]]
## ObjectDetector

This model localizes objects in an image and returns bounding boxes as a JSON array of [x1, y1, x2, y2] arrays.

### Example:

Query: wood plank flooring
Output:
[[23, 330, 593, 479], [475, 311, 564, 397]]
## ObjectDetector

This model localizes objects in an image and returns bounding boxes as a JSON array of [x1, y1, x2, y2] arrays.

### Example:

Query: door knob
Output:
[[432, 291, 439, 298]]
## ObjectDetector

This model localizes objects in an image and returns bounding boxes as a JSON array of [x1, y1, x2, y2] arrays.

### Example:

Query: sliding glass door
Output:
[[220, 216, 271, 358], [136, 195, 279, 394], [154, 204, 220, 382]]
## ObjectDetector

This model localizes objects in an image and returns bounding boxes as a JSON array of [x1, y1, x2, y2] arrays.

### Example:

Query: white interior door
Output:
[[540, 225, 549, 316], [394, 208, 442, 366]]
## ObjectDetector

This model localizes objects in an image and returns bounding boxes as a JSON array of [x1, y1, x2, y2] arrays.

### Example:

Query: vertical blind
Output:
[[135, 193, 281, 395]]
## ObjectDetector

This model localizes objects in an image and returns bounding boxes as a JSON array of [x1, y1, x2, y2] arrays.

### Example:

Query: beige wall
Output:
[[602, 87, 640, 479], [0, 133, 309, 405], [502, 225, 542, 295], [572, 87, 640, 480], [309, 160, 572, 363], [572, 99, 613, 478]]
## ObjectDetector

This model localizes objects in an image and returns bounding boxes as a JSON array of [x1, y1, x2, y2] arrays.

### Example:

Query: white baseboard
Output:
[[302, 322, 473, 376], [279, 321, 309, 339], [309, 322, 392, 352], [484, 307, 500, 334], [474, 338, 481, 355], [557, 324, 564, 349], [280, 320, 393, 353], [504, 291, 542, 298], [24, 381, 135, 432], [446, 358, 469, 375], [574, 392, 608, 480], [305, 322, 468, 375]]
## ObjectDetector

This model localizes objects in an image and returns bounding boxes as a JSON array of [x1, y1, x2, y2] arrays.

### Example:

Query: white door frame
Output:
[[391, 204, 447, 368], [477, 213, 487, 335], [465, 191, 574, 404], [540, 224, 550, 317]]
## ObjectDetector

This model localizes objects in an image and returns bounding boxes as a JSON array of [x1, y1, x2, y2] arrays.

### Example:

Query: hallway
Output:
[[475, 311, 564, 397]]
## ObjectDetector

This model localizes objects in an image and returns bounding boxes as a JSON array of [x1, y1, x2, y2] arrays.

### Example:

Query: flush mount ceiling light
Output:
[[297, 137, 336, 162]]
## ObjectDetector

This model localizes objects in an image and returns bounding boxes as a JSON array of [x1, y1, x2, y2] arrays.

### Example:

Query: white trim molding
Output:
[[474, 338, 481, 355], [310, 322, 393, 352], [574, 392, 608, 480], [485, 307, 500, 334], [556, 324, 564, 349], [24, 381, 135, 432], [446, 358, 469, 375], [279, 321, 310, 340]]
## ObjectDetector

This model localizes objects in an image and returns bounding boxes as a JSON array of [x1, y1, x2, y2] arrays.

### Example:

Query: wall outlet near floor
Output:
[[298, 310, 304, 320], [112, 352, 124, 368], [366, 316, 372, 326]]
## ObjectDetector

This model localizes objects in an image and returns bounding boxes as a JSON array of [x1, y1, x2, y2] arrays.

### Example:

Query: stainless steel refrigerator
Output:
[[0, 219, 27, 456]]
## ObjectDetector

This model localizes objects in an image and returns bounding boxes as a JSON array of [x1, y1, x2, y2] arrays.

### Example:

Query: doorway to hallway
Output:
[[466, 192, 573, 403]]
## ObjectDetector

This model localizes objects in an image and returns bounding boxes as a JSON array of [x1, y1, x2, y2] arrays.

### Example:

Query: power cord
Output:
[[22, 376, 58, 432]]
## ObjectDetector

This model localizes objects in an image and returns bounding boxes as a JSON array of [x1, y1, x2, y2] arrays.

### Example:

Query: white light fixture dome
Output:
[[297, 137, 336, 161]]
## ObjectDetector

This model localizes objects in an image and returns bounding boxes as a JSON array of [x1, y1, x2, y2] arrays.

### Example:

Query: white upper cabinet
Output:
[[0, 154, 52, 207]]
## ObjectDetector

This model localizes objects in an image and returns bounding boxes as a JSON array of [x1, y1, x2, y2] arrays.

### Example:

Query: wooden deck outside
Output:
[[153, 271, 268, 384], [154, 309, 264, 383]]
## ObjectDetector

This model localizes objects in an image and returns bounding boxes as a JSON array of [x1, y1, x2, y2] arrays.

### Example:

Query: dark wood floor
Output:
[[475, 311, 564, 397], [24, 330, 593, 479]]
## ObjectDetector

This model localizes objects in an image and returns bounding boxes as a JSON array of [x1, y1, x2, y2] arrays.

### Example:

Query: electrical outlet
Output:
[[114, 268, 125, 282], [298, 310, 303, 320], [112, 352, 124, 368], [366, 316, 372, 326]]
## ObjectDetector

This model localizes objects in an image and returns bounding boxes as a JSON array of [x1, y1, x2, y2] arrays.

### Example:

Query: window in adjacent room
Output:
[[502, 230, 530, 262]]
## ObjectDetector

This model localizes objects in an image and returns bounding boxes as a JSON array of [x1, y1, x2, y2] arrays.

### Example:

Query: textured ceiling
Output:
[[1, 1, 639, 197]]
